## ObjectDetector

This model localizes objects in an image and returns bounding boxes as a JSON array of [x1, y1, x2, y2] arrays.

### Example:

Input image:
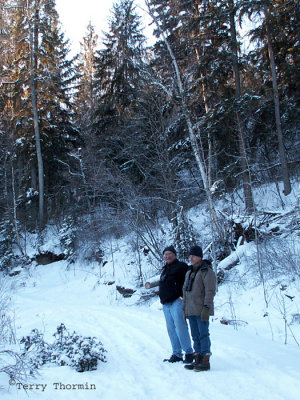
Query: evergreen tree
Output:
[[90, 0, 148, 204], [70, 1, 150, 214], [239, 0, 293, 195], [73, 22, 98, 136], [148, 1, 256, 211], [94, 0, 146, 134], [0, 1, 34, 221], [0, 0, 77, 227], [146, 0, 228, 243], [37, 0, 78, 216]]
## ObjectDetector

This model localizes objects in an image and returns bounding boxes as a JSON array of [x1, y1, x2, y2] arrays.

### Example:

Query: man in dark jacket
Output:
[[183, 245, 216, 371], [159, 246, 194, 363]]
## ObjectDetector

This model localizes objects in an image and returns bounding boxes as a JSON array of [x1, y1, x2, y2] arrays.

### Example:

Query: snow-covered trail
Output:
[[1, 263, 299, 400]]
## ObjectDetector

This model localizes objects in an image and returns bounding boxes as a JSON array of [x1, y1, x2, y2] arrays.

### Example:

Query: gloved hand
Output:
[[201, 305, 210, 322]]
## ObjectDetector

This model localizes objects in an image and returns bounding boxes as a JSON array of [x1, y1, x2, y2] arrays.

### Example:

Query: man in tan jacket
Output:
[[182, 245, 216, 371]]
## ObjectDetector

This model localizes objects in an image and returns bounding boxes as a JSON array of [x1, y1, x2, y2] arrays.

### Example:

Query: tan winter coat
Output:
[[182, 260, 216, 317]]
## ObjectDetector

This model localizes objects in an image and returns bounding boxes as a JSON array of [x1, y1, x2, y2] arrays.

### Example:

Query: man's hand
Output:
[[201, 305, 210, 322]]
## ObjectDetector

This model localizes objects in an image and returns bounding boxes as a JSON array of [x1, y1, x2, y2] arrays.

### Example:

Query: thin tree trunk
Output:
[[28, 0, 44, 226], [11, 164, 24, 256], [195, 49, 220, 269], [264, 4, 291, 196], [197, 57, 213, 188], [228, 0, 255, 212]]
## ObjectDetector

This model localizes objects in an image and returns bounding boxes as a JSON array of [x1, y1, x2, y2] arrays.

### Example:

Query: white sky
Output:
[[55, 0, 152, 54]]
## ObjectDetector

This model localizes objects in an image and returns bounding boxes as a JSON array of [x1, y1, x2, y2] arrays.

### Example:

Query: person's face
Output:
[[190, 255, 202, 266], [164, 251, 177, 264]]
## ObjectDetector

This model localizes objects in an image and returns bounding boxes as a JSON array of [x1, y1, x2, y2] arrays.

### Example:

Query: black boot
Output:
[[163, 354, 183, 363], [194, 353, 211, 371], [184, 353, 203, 370], [183, 353, 194, 364]]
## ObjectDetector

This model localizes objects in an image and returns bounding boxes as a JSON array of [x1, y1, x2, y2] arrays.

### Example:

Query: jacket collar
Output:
[[189, 259, 211, 272], [164, 259, 178, 268]]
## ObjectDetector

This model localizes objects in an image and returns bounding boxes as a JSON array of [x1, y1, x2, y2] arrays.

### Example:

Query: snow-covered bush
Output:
[[0, 276, 33, 383], [20, 329, 51, 370], [58, 216, 76, 259], [20, 324, 107, 373], [170, 209, 196, 260], [0, 276, 16, 345], [0, 217, 31, 273], [0, 220, 15, 272]]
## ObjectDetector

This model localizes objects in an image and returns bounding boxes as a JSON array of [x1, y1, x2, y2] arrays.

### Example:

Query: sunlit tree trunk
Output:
[[28, 0, 45, 225]]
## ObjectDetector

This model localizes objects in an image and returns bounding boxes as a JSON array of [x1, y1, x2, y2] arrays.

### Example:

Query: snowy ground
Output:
[[1, 180, 299, 399], [1, 260, 299, 400]]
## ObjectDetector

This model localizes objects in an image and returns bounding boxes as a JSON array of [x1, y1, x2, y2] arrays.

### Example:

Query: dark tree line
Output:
[[0, 0, 299, 269]]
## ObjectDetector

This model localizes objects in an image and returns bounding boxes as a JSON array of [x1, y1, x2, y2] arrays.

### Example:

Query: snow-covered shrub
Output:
[[52, 323, 107, 372], [0, 277, 33, 383], [20, 329, 51, 370], [0, 217, 30, 273], [20, 324, 107, 373], [58, 216, 76, 259], [0, 219, 15, 272], [0, 276, 16, 344], [170, 209, 196, 260]]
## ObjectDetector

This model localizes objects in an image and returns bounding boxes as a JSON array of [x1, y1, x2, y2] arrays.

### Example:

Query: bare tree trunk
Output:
[[146, 1, 225, 243], [264, 4, 291, 196], [228, 0, 255, 212], [198, 64, 213, 188], [195, 49, 213, 189], [31, 161, 37, 189], [194, 50, 220, 269], [28, 0, 44, 226]]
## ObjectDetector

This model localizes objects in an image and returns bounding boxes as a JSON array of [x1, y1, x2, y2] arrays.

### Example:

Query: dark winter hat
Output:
[[189, 245, 203, 258], [163, 245, 177, 255]]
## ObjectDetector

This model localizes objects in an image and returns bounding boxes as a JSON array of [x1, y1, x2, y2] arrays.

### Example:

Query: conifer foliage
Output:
[[0, 0, 77, 228], [0, 0, 298, 271]]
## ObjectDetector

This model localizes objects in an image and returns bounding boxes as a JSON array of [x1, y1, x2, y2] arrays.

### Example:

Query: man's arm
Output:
[[203, 269, 216, 309]]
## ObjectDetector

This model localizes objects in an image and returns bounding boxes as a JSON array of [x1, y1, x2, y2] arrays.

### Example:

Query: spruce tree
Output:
[[0, 0, 77, 226], [37, 0, 78, 216], [239, 0, 293, 195], [73, 22, 98, 136], [91, 0, 147, 201], [148, 1, 256, 211], [94, 0, 146, 125]]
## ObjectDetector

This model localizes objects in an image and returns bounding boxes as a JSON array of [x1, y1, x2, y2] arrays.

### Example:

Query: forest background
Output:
[[0, 0, 299, 271]]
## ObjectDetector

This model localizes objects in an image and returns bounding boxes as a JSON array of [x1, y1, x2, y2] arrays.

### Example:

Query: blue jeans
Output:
[[188, 316, 211, 355], [163, 299, 193, 358]]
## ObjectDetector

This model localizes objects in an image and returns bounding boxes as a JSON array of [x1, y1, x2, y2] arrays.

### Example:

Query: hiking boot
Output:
[[163, 354, 183, 363], [183, 353, 194, 364], [184, 353, 202, 370], [194, 353, 211, 371]]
